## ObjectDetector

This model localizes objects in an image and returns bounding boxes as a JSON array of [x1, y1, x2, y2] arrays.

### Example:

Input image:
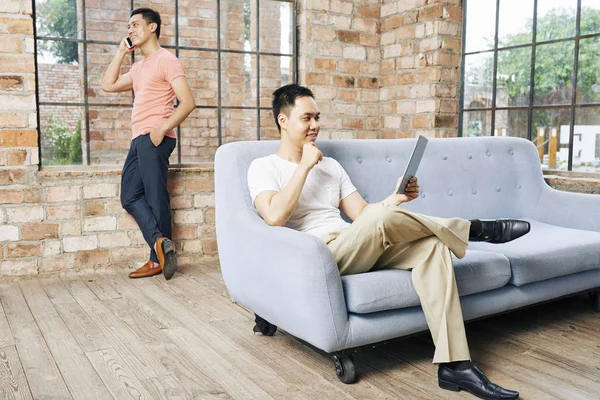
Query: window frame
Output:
[[33, 0, 298, 166], [459, 0, 600, 171]]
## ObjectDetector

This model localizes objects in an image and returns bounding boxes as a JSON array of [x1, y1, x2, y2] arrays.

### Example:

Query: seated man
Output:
[[248, 84, 529, 400]]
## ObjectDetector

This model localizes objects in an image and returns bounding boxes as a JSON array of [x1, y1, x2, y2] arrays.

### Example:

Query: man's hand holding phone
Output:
[[120, 37, 135, 54], [382, 176, 420, 207]]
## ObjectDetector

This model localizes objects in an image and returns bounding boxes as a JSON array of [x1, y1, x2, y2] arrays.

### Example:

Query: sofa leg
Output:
[[332, 352, 356, 384], [252, 314, 277, 336], [591, 291, 600, 312]]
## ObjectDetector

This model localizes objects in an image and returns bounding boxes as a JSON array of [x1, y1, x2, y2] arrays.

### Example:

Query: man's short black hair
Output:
[[272, 84, 314, 132], [131, 8, 161, 39]]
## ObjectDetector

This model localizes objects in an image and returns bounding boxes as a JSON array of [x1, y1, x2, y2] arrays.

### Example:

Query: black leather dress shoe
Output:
[[438, 364, 519, 399], [470, 219, 530, 244]]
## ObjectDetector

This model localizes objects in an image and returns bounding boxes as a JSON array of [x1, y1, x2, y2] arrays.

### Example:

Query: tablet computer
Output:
[[396, 136, 428, 194]]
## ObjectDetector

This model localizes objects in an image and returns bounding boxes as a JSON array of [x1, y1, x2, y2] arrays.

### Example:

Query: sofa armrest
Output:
[[216, 214, 350, 352], [532, 185, 600, 232]]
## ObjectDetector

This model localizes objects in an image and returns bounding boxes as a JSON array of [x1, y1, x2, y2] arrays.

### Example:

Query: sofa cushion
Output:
[[341, 250, 511, 314], [468, 219, 600, 286]]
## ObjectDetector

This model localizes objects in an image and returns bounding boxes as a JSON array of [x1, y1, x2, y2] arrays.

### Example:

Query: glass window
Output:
[[461, 0, 600, 171], [34, 0, 297, 166]]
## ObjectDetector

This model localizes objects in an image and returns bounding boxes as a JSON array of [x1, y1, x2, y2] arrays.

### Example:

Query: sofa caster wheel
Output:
[[591, 291, 600, 312], [333, 354, 356, 384], [253, 314, 277, 336]]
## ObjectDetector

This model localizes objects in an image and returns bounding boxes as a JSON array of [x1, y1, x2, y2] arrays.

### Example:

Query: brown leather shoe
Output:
[[128, 260, 162, 279], [155, 237, 177, 280]]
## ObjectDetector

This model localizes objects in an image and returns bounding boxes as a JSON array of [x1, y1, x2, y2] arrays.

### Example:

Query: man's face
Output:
[[127, 14, 155, 46], [280, 96, 320, 146]]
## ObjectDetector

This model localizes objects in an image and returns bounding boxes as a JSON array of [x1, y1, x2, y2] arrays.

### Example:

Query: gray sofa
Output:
[[214, 136, 600, 383]]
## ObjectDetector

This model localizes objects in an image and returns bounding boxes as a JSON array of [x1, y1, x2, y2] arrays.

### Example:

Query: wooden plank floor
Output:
[[1, 261, 599, 400]]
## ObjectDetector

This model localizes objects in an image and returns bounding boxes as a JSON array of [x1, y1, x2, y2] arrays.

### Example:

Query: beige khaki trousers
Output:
[[323, 204, 471, 363]]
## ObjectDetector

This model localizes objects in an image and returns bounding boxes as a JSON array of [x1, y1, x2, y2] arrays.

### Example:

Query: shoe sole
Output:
[[161, 239, 177, 281]]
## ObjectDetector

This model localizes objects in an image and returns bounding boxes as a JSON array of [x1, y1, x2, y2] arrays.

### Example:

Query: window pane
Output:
[[260, 56, 293, 107], [462, 110, 492, 137], [87, 43, 133, 105], [221, 0, 255, 51], [260, 109, 279, 140], [37, 41, 84, 104], [536, 0, 577, 42], [495, 109, 529, 138], [221, 53, 256, 107], [498, 0, 534, 48], [260, 0, 293, 54], [534, 42, 574, 105], [35, 0, 79, 40], [581, 0, 600, 35], [222, 109, 257, 143], [465, 0, 496, 53], [464, 53, 493, 109], [179, 0, 218, 48], [576, 37, 600, 104], [132, 1, 177, 46], [180, 50, 218, 107], [85, 0, 129, 42], [179, 108, 219, 164], [88, 105, 132, 165], [532, 107, 571, 170], [39, 106, 85, 166], [572, 107, 600, 172], [496, 46, 531, 107]]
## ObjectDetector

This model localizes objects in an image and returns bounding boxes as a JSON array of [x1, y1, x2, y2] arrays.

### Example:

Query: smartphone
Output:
[[396, 136, 428, 194], [125, 37, 133, 49]]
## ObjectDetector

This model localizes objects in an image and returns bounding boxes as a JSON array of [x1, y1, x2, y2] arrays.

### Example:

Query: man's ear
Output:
[[278, 113, 287, 128], [150, 22, 157, 35]]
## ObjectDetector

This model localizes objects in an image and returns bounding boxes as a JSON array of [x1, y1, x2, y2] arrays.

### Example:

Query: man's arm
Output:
[[148, 75, 196, 146], [340, 177, 420, 222], [254, 143, 322, 226], [101, 39, 134, 93]]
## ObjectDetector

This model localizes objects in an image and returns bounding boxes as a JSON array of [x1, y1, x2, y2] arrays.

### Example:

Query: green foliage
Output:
[[36, 0, 78, 63], [42, 116, 83, 165]]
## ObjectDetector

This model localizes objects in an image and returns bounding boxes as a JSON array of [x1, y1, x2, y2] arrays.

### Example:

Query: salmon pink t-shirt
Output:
[[124, 48, 186, 140]]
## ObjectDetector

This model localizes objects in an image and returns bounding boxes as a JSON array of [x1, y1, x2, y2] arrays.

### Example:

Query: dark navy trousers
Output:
[[121, 134, 176, 263]]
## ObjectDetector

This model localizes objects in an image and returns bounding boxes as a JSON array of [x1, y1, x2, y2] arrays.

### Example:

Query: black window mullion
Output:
[[458, 0, 468, 136], [490, 0, 501, 136], [256, 0, 261, 141], [527, 0, 539, 142], [176, 0, 182, 164], [82, 0, 90, 166], [568, 0, 583, 171]]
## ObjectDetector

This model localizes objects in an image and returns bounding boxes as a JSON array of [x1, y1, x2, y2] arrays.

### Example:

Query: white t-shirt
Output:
[[248, 154, 358, 239]]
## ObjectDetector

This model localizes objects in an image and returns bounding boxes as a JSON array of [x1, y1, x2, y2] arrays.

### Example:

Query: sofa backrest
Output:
[[215, 137, 546, 224]]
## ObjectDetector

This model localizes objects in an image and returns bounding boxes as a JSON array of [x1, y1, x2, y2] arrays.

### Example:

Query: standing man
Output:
[[248, 84, 529, 400], [101, 8, 195, 280]]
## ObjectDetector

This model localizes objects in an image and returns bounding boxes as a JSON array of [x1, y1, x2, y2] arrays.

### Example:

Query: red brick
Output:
[[0, 129, 37, 147], [0, 189, 22, 204], [333, 75, 356, 88], [435, 115, 458, 128], [7, 150, 26, 165], [0, 55, 35, 73], [0, 113, 27, 128], [83, 201, 105, 216], [172, 225, 197, 240], [418, 4, 444, 21], [358, 5, 379, 19], [23, 188, 41, 203], [338, 60, 360, 74], [412, 115, 432, 129], [75, 249, 110, 268], [204, 209, 215, 224], [0, 169, 27, 185], [314, 59, 336, 71], [383, 15, 404, 31], [202, 239, 218, 254], [358, 77, 379, 89], [6, 242, 42, 258], [0, 18, 33, 34], [337, 30, 360, 44], [22, 224, 58, 240], [343, 118, 365, 130], [305, 72, 330, 86], [0, 75, 23, 90], [185, 178, 213, 193]]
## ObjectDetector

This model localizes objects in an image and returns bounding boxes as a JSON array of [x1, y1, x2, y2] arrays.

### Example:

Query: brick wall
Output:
[[297, 0, 381, 139], [379, 0, 462, 139]]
